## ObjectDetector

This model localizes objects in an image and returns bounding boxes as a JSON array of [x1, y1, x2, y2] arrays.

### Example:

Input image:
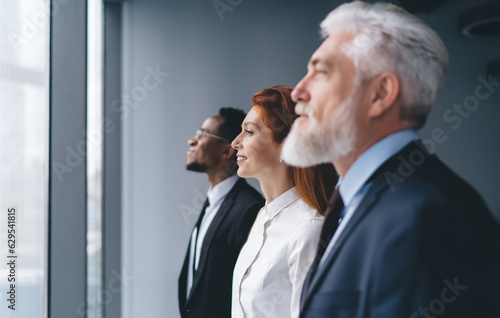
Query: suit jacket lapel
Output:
[[178, 241, 190, 308], [180, 199, 208, 307], [301, 141, 429, 311], [303, 176, 388, 308], [186, 178, 244, 303]]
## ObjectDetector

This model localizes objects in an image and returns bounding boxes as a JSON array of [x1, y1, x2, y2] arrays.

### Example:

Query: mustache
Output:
[[295, 102, 315, 120], [295, 102, 307, 115]]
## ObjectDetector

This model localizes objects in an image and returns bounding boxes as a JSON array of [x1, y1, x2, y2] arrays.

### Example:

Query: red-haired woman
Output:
[[231, 85, 337, 317]]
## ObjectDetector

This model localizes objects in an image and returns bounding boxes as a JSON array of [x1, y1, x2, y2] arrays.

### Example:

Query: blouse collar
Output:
[[263, 187, 300, 221]]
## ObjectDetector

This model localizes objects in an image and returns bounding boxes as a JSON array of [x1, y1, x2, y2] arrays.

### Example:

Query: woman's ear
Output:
[[367, 72, 400, 118]]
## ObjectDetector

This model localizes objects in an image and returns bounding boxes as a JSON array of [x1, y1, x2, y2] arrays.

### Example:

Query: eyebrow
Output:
[[242, 121, 258, 128], [200, 128, 214, 134], [309, 58, 332, 69]]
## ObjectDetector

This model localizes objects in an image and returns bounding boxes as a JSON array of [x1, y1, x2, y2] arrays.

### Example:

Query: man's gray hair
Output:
[[320, 1, 449, 129]]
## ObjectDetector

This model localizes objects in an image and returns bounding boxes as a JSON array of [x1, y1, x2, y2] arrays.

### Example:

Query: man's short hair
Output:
[[217, 107, 246, 142], [320, 1, 449, 129]]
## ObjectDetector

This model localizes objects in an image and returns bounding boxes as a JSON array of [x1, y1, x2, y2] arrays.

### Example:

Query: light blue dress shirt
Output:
[[318, 129, 419, 268]]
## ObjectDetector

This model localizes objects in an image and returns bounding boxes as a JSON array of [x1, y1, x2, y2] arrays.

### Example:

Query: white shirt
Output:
[[232, 187, 324, 318], [186, 174, 239, 297], [319, 129, 419, 268]]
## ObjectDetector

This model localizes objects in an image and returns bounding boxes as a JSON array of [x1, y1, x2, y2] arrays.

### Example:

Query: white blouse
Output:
[[232, 187, 324, 318]]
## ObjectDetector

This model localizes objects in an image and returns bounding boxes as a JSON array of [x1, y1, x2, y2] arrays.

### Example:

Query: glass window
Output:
[[0, 1, 50, 317], [87, 0, 104, 318]]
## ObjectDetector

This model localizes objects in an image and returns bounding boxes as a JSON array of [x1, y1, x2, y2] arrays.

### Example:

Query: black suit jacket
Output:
[[301, 141, 500, 318], [178, 178, 264, 318]]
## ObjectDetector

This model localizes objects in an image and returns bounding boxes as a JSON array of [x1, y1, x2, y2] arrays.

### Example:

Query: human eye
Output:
[[315, 68, 327, 75], [244, 129, 253, 135]]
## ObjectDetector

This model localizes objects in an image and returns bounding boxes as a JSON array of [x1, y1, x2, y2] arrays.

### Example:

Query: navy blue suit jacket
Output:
[[300, 141, 500, 318]]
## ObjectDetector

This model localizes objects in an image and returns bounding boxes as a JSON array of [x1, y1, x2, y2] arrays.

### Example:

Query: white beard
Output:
[[281, 94, 358, 167]]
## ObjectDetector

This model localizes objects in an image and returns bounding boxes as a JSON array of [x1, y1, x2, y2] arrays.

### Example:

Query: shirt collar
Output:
[[264, 187, 300, 221], [207, 174, 239, 206], [339, 129, 419, 206]]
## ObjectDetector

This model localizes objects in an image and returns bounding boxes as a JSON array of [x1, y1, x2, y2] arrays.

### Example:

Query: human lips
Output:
[[236, 154, 248, 163]]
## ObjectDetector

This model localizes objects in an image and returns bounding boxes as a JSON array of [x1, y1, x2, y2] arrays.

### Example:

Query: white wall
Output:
[[121, 1, 500, 317]]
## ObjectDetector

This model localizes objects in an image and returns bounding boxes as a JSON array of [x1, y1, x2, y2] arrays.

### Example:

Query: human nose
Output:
[[188, 136, 197, 146], [231, 132, 242, 150], [291, 75, 311, 103]]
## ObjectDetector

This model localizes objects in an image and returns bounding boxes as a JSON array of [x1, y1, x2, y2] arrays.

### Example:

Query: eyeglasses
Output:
[[195, 130, 230, 143]]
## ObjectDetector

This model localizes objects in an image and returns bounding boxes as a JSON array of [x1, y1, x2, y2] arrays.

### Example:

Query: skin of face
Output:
[[231, 107, 282, 181], [186, 115, 228, 173], [287, 30, 408, 176], [291, 31, 361, 145]]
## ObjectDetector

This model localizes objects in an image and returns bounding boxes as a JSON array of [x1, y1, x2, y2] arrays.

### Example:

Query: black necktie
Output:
[[301, 188, 344, 309], [192, 198, 210, 275]]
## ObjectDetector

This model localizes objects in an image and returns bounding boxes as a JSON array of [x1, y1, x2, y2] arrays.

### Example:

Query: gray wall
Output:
[[121, 1, 500, 317]]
